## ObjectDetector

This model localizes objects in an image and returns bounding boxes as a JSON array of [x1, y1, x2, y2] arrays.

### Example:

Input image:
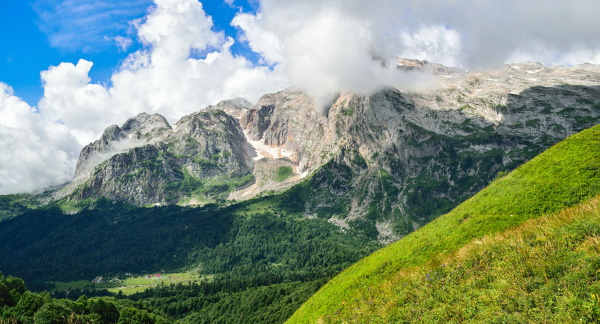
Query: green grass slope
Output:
[[316, 194, 600, 323], [287, 124, 600, 323]]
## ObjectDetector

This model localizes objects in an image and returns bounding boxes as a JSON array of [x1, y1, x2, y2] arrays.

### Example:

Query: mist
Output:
[[234, 0, 600, 105]]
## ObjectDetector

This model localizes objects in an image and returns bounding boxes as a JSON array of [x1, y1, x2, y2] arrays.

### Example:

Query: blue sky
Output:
[[0, 0, 258, 106]]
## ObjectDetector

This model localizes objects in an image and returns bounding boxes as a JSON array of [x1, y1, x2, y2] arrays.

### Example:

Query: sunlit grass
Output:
[[49, 272, 207, 296], [330, 195, 600, 323], [288, 124, 600, 323]]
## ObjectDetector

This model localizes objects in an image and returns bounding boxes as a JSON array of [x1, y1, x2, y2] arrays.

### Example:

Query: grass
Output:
[[49, 272, 205, 296], [171, 171, 255, 205], [277, 166, 294, 182], [287, 124, 600, 323], [0, 194, 33, 221], [329, 194, 600, 323]]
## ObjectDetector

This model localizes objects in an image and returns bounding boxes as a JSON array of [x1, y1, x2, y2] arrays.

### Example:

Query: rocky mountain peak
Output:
[[63, 106, 255, 206], [205, 97, 253, 119], [57, 61, 600, 240], [73, 113, 173, 180], [120, 112, 172, 135], [397, 57, 464, 75]]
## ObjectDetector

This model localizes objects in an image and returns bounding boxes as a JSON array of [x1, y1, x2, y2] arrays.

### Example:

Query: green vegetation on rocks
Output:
[[276, 166, 293, 182]]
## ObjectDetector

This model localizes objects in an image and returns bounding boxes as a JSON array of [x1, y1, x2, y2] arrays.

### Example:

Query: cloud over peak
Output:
[[0, 0, 288, 194], [2, 0, 600, 194]]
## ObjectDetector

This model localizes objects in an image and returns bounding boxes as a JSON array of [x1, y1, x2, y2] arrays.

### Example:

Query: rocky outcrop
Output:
[[240, 89, 338, 174], [67, 106, 254, 206], [58, 61, 600, 242], [238, 62, 600, 243], [74, 113, 172, 180], [205, 97, 253, 119], [397, 58, 464, 75]]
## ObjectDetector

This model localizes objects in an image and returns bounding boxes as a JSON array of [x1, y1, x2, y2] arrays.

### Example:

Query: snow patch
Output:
[[526, 69, 544, 74], [243, 130, 295, 161]]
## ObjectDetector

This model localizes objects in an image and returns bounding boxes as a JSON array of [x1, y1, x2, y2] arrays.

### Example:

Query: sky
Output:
[[1, 0, 600, 195]]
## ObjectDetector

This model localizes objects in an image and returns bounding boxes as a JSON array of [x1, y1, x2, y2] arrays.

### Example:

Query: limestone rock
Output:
[[68, 107, 253, 206], [238, 62, 600, 243], [205, 97, 253, 119], [55, 62, 600, 242]]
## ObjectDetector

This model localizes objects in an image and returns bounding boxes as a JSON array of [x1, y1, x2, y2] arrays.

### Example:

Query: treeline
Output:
[[0, 204, 377, 283], [134, 278, 328, 323], [0, 194, 380, 323], [0, 273, 170, 324]]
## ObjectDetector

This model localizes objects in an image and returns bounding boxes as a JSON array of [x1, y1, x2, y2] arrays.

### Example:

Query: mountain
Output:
[[34, 61, 600, 244], [2, 124, 599, 324], [287, 124, 600, 323], [60, 106, 255, 206], [1, 61, 600, 323]]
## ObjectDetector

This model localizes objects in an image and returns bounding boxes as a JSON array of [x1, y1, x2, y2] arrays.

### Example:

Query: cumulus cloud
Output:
[[233, 3, 440, 107], [0, 83, 80, 194], [233, 0, 600, 104], [399, 26, 462, 68], [232, 13, 283, 65], [1, 0, 288, 194]]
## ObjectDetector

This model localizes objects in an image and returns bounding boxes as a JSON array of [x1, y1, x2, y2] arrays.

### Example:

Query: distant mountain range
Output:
[[26, 60, 600, 243], [1, 60, 600, 323]]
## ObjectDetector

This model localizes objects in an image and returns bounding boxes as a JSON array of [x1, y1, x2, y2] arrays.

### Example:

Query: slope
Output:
[[287, 124, 600, 323], [311, 193, 600, 323]]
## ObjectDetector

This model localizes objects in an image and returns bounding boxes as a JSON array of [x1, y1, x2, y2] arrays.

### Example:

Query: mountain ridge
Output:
[[9, 61, 600, 244], [1, 61, 600, 323]]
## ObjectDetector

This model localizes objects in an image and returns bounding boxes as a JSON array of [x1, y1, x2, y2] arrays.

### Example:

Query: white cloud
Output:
[[0, 83, 79, 194], [235, 0, 600, 79], [34, 0, 151, 51], [112, 36, 134, 51], [1, 0, 288, 195], [282, 8, 426, 108], [507, 44, 600, 66], [232, 13, 284, 65], [399, 26, 462, 68], [232, 2, 444, 107], [39, 59, 117, 146], [226, 0, 600, 107]]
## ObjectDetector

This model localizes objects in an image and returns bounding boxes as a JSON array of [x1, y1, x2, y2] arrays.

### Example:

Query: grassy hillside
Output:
[[287, 124, 600, 323], [315, 194, 600, 323]]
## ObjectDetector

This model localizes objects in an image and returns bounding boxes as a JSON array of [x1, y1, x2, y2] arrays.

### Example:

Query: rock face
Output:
[[68, 108, 254, 206], [74, 113, 172, 180], [238, 62, 600, 243], [205, 97, 253, 119], [240, 89, 335, 173], [62, 62, 600, 243]]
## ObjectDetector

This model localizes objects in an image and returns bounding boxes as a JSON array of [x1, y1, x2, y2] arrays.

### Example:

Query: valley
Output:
[[1, 62, 600, 323]]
